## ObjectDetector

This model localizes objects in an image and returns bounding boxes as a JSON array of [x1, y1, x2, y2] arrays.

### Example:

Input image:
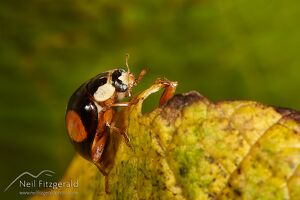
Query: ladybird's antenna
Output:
[[125, 53, 132, 97], [125, 53, 130, 73]]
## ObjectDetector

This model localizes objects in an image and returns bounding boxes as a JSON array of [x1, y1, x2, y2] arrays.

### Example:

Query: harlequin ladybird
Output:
[[65, 57, 177, 193]]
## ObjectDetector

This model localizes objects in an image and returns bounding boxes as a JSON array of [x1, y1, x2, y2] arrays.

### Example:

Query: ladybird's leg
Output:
[[110, 102, 130, 107], [135, 69, 147, 84], [110, 100, 140, 107], [104, 175, 109, 194], [111, 126, 131, 148], [91, 132, 110, 193], [91, 111, 111, 171], [91, 126, 111, 194], [99, 108, 131, 148], [91, 131, 108, 165], [95, 165, 110, 194], [155, 78, 178, 106], [106, 122, 131, 148]]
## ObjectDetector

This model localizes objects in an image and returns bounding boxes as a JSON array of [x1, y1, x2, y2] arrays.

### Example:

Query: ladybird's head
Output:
[[111, 68, 136, 98], [88, 67, 141, 103]]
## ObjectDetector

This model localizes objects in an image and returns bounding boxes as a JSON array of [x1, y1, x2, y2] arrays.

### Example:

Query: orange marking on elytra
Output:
[[66, 110, 88, 142]]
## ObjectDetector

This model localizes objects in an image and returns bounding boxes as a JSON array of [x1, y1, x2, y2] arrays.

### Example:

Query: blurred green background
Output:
[[1, 0, 300, 199]]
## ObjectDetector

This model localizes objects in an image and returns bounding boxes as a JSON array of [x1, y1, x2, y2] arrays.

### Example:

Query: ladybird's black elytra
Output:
[[67, 84, 98, 140], [66, 84, 98, 159]]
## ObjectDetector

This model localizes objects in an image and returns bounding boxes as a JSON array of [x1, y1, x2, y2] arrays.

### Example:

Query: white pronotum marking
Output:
[[94, 83, 115, 102], [118, 72, 129, 85]]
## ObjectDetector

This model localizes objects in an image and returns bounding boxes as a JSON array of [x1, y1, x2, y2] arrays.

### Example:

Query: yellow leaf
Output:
[[32, 86, 300, 200]]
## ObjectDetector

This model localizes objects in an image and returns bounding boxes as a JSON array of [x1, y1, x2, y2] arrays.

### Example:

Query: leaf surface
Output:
[[32, 89, 300, 200]]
